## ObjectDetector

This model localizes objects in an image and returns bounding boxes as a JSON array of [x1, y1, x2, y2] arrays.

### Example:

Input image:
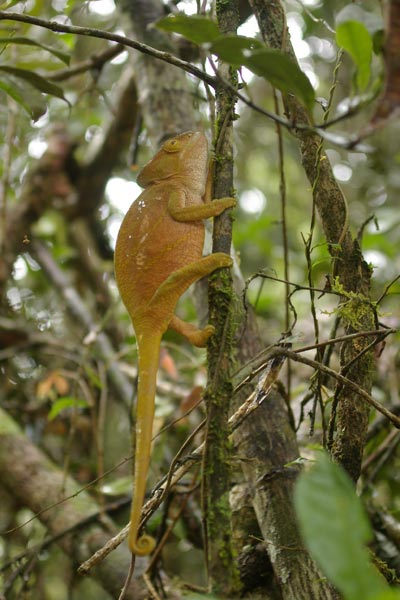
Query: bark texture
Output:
[[202, 0, 241, 594], [116, 0, 198, 145]]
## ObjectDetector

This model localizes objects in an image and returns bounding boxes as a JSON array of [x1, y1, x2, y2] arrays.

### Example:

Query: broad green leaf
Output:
[[336, 21, 373, 90], [0, 37, 70, 64], [210, 35, 263, 67], [156, 14, 220, 44], [243, 48, 315, 113], [335, 5, 383, 36], [0, 75, 47, 119], [48, 396, 88, 420], [0, 66, 67, 101], [295, 453, 387, 600]]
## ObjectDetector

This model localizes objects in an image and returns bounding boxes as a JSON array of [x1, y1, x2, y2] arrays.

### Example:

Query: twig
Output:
[[49, 44, 125, 81], [1, 456, 132, 537], [0, 497, 128, 573], [279, 347, 400, 428], [32, 240, 132, 407], [0, 11, 215, 86], [78, 338, 400, 572], [232, 328, 396, 395], [0, 11, 369, 148]]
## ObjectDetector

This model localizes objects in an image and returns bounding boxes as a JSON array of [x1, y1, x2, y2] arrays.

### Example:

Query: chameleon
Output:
[[114, 131, 236, 556]]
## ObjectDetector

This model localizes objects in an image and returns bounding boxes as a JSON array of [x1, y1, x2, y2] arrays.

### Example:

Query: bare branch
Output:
[[0, 11, 215, 86]]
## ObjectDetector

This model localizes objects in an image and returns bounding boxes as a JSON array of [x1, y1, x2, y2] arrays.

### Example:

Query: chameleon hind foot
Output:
[[169, 315, 215, 347]]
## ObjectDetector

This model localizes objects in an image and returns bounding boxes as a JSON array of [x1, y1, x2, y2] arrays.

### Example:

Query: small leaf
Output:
[[48, 397, 88, 420], [0, 37, 70, 64], [0, 66, 67, 101], [243, 48, 315, 112], [156, 14, 220, 44], [336, 21, 373, 90], [295, 452, 387, 600], [210, 35, 263, 67]]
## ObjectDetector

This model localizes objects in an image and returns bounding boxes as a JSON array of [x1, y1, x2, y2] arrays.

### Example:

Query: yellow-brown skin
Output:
[[114, 131, 235, 555]]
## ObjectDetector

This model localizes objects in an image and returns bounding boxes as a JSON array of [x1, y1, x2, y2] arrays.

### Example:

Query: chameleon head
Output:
[[137, 131, 208, 191]]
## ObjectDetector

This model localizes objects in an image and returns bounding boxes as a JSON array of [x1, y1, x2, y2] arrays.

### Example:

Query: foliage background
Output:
[[0, 0, 399, 598]]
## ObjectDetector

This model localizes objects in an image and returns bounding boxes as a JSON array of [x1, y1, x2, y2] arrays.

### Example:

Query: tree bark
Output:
[[116, 0, 198, 144], [202, 0, 241, 594]]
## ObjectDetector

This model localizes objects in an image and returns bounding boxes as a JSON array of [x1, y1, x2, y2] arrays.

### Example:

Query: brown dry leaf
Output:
[[37, 370, 69, 399], [160, 347, 178, 380]]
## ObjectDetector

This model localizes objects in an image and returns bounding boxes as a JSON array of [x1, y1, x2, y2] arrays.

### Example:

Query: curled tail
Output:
[[128, 331, 162, 556]]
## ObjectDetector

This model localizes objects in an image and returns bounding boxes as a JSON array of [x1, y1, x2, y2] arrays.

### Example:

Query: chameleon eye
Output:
[[164, 138, 181, 153]]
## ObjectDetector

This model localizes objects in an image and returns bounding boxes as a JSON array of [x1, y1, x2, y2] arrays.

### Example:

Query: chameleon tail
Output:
[[128, 330, 162, 556]]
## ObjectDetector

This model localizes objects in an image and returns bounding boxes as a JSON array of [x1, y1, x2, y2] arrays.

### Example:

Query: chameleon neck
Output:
[[128, 330, 162, 556]]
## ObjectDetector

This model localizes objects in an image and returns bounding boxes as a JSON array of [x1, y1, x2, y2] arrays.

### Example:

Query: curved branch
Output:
[[0, 11, 215, 86], [49, 44, 125, 82]]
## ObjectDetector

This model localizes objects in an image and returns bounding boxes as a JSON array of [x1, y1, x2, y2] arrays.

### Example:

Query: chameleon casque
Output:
[[114, 131, 235, 555]]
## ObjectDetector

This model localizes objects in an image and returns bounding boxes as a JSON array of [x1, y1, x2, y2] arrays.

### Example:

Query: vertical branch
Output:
[[274, 92, 292, 399], [0, 97, 17, 255], [202, 0, 241, 595], [250, 0, 376, 483]]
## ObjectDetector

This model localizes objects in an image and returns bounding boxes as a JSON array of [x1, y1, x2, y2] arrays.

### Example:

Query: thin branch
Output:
[[79, 338, 400, 572], [232, 328, 396, 395], [279, 347, 400, 428], [0, 497, 129, 574], [32, 241, 132, 407], [0, 11, 369, 150], [0, 11, 215, 86], [243, 271, 342, 298], [49, 44, 125, 81]]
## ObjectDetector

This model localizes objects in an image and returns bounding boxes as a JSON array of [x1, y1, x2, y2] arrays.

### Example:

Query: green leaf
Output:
[[295, 452, 387, 600], [210, 35, 263, 67], [0, 77, 45, 119], [243, 48, 315, 113], [0, 66, 67, 101], [0, 37, 70, 65], [0, 72, 48, 119], [48, 397, 88, 420], [336, 21, 373, 90], [156, 14, 220, 44]]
